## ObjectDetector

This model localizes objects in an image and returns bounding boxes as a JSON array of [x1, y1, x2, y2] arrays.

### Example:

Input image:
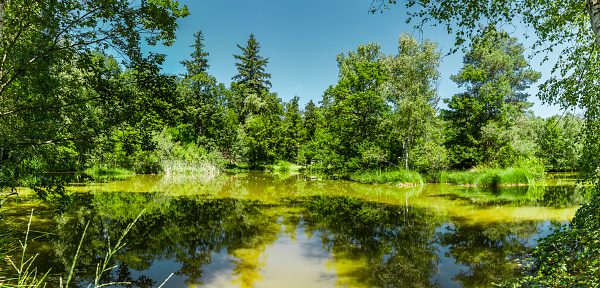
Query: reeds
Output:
[[439, 168, 532, 186], [159, 159, 220, 176]]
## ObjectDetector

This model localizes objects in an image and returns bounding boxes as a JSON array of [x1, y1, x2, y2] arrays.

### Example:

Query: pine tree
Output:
[[442, 26, 541, 168], [180, 30, 210, 76]]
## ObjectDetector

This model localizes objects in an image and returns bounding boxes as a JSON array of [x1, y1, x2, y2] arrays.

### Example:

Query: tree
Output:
[[231, 34, 273, 123], [0, 0, 189, 162], [281, 96, 302, 163], [442, 27, 541, 168], [371, 1, 600, 284], [302, 100, 321, 143], [0, 0, 188, 207], [382, 33, 441, 170], [297, 99, 325, 166], [178, 31, 231, 150], [244, 114, 281, 166], [538, 114, 584, 171], [323, 60, 389, 169], [336, 42, 384, 81], [369, 1, 600, 51], [181, 31, 210, 76]]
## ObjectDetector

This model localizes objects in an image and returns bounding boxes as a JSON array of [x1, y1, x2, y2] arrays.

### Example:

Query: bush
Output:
[[87, 127, 225, 175], [513, 156, 547, 183]]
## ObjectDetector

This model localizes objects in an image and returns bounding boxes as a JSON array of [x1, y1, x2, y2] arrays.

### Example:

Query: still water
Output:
[[2, 172, 584, 287]]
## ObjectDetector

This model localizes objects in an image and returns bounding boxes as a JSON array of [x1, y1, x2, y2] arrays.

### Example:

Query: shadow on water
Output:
[[2, 172, 583, 288]]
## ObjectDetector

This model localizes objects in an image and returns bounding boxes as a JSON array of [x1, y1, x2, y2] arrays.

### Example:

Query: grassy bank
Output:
[[439, 168, 534, 186], [349, 169, 424, 185], [346, 165, 544, 187]]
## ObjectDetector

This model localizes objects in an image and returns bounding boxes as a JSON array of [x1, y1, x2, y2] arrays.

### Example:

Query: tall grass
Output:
[[160, 159, 220, 175], [0, 210, 172, 288], [349, 169, 424, 185], [439, 168, 532, 186]]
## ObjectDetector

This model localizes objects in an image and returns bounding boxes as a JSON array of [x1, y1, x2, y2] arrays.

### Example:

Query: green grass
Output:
[[84, 167, 135, 175], [439, 168, 532, 186], [267, 161, 303, 173], [349, 169, 424, 185]]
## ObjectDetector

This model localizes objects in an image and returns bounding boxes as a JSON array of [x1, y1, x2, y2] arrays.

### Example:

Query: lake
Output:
[[1, 172, 584, 287]]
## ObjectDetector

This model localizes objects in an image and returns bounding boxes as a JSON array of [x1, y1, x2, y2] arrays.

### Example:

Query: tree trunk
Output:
[[588, 0, 600, 49], [404, 138, 409, 170]]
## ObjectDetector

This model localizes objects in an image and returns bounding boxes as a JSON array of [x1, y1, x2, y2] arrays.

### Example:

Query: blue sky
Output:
[[144, 0, 573, 118]]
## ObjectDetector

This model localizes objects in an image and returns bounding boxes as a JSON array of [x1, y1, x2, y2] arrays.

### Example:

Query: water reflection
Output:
[[3, 172, 583, 287]]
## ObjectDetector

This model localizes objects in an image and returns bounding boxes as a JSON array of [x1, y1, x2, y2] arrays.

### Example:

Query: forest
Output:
[[1, 0, 600, 287], [0, 28, 585, 178]]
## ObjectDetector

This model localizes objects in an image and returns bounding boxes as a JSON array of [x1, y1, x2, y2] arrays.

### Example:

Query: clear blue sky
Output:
[[143, 0, 574, 118]]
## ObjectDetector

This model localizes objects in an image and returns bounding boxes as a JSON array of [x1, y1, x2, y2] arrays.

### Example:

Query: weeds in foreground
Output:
[[0, 209, 172, 288]]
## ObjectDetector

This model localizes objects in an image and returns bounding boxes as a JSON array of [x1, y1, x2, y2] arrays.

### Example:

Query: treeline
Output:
[[0, 27, 584, 177]]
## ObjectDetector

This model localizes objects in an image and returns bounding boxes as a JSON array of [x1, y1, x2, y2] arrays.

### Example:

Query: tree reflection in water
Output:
[[9, 173, 575, 288]]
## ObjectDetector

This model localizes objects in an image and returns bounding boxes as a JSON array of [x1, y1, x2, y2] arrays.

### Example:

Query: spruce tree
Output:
[[232, 34, 271, 91], [231, 34, 274, 122], [180, 30, 210, 76]]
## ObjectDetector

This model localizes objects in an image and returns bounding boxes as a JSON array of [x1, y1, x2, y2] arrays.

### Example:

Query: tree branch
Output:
[[0, 95, 105, 118]]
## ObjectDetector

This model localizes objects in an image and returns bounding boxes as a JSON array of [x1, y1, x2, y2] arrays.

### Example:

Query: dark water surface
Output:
[[2, 172, 583, 287]]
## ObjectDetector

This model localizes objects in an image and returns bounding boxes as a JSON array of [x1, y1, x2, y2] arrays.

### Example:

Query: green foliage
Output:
[[0, 0, 189, 164], [537, 113, 584, 171], [439, 168, 535, 186], [409, 118, 450, 174], [442, 26, 541, 169], [180, 30, 210, 75], [231, 34, 275, 123], [513, 157, 547, 183], [244, 114, 282, 167], [281, 96, 303, 163], [502, 119, 600, 286], [323, 59, 389, 170], [30, 174, 74, 213], [88, 127, 224, 175], [383, 33, 441, 170]]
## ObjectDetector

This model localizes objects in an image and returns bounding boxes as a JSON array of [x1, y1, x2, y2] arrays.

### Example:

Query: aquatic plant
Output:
[[439, 167, 539, 187]]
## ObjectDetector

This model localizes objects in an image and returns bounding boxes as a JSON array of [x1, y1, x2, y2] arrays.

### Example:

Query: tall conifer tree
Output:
[[232, 34, 272, 92], [231, 34, 274, 122], [180, 30, 210, 76]]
